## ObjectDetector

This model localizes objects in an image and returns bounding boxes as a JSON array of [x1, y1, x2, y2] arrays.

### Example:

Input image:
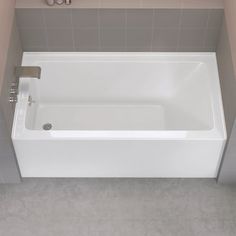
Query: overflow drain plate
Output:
[[43, 123, 52, 130]]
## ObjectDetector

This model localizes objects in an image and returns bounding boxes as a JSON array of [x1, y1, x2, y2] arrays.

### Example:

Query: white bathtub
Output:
[[12, 52, 226, 178]]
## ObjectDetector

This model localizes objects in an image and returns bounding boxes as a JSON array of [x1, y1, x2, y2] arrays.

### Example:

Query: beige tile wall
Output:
[[0, 7, 23, 182], [0, 0, 16, 88], [16, 0, 224, 9], [224, 0, 236, 74]]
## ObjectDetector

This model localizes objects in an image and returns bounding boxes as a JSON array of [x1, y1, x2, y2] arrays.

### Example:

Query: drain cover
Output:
[[43, 123, 52, 130]]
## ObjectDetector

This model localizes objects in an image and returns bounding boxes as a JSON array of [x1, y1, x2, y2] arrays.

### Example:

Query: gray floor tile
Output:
[[0, 179, 236, 235]]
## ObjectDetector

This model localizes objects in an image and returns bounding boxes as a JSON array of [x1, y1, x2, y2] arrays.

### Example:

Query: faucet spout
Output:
[[15, 66, 41, 80]]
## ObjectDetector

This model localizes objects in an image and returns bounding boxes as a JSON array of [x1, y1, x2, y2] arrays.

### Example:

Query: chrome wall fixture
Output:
[[46, 0, 55, 6], [9, 66, 41, 104], [15, 66, 41, 80], [65, 0, 72, 5], [9, 81, 18, 103], [45, 0, 72, 6]]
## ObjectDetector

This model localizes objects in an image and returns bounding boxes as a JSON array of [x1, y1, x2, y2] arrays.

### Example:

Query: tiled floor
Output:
[[0, 179, 236, 236]]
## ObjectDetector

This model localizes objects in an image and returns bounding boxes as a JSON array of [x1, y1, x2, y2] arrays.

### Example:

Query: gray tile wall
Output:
[[0, 19, 22, 183], [16, 8, 223, 52]]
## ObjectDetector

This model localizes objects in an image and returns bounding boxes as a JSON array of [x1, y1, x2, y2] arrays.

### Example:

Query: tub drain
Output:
[[43, 123, 52, 130]]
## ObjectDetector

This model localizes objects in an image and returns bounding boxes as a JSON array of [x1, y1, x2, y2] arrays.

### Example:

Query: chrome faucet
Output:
[[15, 66, 41, 80], [9, 66, 41, 104], [65, 0, 72, 4]]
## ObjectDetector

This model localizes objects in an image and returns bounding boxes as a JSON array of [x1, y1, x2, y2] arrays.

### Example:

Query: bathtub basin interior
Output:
[[21, 53, 215, 132]]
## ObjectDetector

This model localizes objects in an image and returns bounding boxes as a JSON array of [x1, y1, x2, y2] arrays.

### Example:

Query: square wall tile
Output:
[[177, 46, 205, 52], [47, 29, 74, 49], [179, 28, 205, 47], [127, 29, 152, 48], [72, 9, 99, 29], [99, 9, 126, 29], [205, 28, 220, 48], [142, 0, 181, 8], [16, 9, 44, 29], [181, 9, 209, 28], [181, 0, 224, 9], [100, 47, 126, 52], [20, 28, 47, 49], [154, 9, 181, 28], [101, 29, 126, 49], [74, 29, 100, 50], [208, 9, 223, 28], [23, 46, 49, 52], [76, 45, 101, 52], [152, 46, 177, 52], [153, 29, 179, 48], [49, 47, 76, 52], [100, 0, 141, 8], [126, 46, 152, 51], [44, 9, 72, 29], [127, 9, 154, 29], [75, 0, 100, 8]]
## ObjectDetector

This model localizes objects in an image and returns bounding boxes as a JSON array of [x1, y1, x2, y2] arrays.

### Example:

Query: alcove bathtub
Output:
[[12, 52, 226, 177]]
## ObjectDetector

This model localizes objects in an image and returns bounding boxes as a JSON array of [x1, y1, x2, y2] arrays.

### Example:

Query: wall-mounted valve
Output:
[[9, 82, 18, 104], [9, 96, 18, 104], [9, 66, 41, 104]]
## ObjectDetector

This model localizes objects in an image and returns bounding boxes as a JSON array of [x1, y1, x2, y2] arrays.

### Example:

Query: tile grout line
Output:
[[203, 9, 211, 51], [176, 8, 183, 52], [150, 9, 155, 52], [41, 9, 50, 51], [97, 9, 102, 51], [70, 9, 76, 51], [125, 9, 128, 51]]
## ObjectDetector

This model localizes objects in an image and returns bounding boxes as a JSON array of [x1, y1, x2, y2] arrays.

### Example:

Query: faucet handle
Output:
[[9, 82, 18, 96], [10, 87, 18, 95], [9, 96, 17, 104], [65, 0, 72, 4], [46, 0, 55, 5], [55, 0, 64, 4]]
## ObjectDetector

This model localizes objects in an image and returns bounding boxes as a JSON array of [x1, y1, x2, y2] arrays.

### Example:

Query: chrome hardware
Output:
[[9, 82, 18, 104], [9, 96, 17, 103], [43, 123, 53, 130], [9, 67, 41, 104], [9, 85, 18, 95], [10, 88, 18, 95], [46, 0, 55, 5], [15, 66, 41, 80], [28, 96, 36, 106], [65, 0, 72, 4], [45, 0, 71, 5], [11, 81, 18, 87], [55, 0, 64, 4]]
